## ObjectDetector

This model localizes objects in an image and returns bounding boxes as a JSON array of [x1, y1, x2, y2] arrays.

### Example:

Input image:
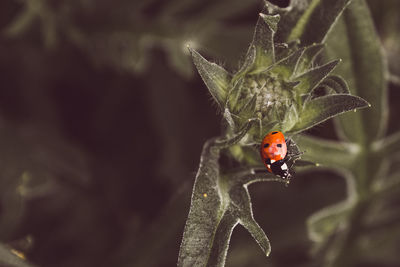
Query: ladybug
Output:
[[260, 131, 291, 179]]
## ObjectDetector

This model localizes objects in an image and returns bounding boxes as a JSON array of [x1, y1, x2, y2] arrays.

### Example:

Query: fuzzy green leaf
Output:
[[307, 199, 354, 243], [246, 13, 280, 74], [287, 0, 352, 45], [236, 95, 257, 124], [293, 59, 340, 96], [373, 130, 400, 158], [178, 121, 276, 267], [204, 210, 238, 267], [281, 104, 299, 133], [326, 0, 388, 144], [189, 48, 232, 109], [289, 94, 369, 133], [177, 138, 230, 267], [223, 108, 236, 130], [268, 48, 304, 79], [306, 170, 357, 245], [260, 13, 280, 33], [234, 46, 256, 82], [293, 134, 358, 169], [295, 43, 325, 75], [227, 78, 244, 113], [319, 75, 350, 94]]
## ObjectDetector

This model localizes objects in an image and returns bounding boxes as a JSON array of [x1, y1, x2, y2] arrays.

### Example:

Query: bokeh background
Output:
[[0, 0, 399, 266]]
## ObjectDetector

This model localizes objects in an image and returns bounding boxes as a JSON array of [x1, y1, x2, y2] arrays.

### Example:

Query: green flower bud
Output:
[[190, 9, 369, 144]]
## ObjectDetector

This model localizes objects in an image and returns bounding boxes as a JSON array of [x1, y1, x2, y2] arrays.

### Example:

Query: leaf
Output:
[[207, 173, 274, 266], [293, 134, 358, 169], [289, 94, 369, 133], [189, 48, 232, 109], [205, 210, 238, 267], [233, 46, 256, 83], [227, 78, 245, 113], [307, 199, 354, 243], [236, 95, 257, 124], [177, 138, 226, 267], [178, 121, 283, 266], [268, 48, 305, 79], [293, 59, 340, 96], [372, 171, 400, 201], [294, 159, 318, 167], [246, 13, 280, 74], [0, 243, 36, 267], [295, 43, 325, 75], [281, 104, 299, 133], [326, 0, 388, 144], [260, 13, 280, 33], [307, 171, 357, 245], [286, 0, 352, 45], [223, 108, 236, 130], [374, 130, 400, 157], [319, 75, 350, 94]]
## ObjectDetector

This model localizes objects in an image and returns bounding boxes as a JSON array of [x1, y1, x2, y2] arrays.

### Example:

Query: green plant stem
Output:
[[328, 145, 381, 266], [329, 200, 369, 267]]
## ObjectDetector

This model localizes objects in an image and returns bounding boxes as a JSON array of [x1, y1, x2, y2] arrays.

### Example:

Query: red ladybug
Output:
[[260, 131, 290, 179]]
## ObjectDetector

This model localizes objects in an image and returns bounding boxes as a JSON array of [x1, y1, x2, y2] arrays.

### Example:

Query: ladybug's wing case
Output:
[[262, 158, 273, 173], [260, 131, 287, 161], [260, 131, 292, 178]]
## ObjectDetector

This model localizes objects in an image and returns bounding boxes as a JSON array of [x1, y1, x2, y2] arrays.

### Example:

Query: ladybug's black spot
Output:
[[271, 131, 278, 134], [264, 143, 269, 148], [277, 144, 282, 147]]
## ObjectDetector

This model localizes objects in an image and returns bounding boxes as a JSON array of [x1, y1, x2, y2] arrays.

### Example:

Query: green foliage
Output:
[[178, 122, 279, 266], [179, 0, 375, 266], [1, 0, 398, 266], [289, 94, 368, 133], [3, 0, 259, 78], [326, 0, 388, 144], [294, 0, 400, 266], [189, 9, 369, 142], [190, 49, 232, 108]]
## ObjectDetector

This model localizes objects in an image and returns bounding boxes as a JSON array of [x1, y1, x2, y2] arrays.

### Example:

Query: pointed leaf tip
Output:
[[294, 59, 341, 96], [260, 13, 280, 33], [190, 49, 231, 109], [240, 216, 271, 257], [269, 48, 305, 79], [247, 12, 279, 72], [290, 94, 370, 133], [295, 43, 325, 74]]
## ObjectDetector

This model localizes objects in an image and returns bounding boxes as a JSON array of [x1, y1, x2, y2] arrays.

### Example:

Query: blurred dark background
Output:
[[0, 0, 399, 266]]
